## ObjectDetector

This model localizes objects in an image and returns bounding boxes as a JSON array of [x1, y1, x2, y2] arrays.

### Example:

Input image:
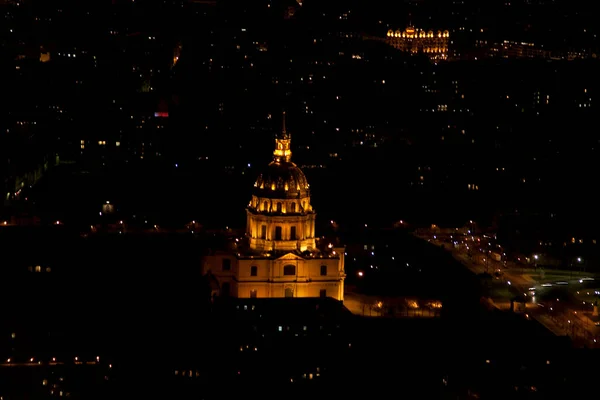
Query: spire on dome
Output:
[[273, 111, 292, 162], [282, 111, 287, 135]]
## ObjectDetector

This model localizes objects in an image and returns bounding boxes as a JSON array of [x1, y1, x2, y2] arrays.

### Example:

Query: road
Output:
[[416, 232, 600, 348]]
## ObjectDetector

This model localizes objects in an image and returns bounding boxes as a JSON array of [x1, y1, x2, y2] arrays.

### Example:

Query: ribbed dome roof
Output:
[[253, 160, 309, 199]]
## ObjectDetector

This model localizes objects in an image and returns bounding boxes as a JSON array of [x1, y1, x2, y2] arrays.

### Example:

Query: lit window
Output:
[[116, 141, 121, 147]]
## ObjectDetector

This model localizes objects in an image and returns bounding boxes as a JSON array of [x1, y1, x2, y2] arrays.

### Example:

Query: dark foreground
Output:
[[0, 227, 596, 399], [0, 298, 592, 399]]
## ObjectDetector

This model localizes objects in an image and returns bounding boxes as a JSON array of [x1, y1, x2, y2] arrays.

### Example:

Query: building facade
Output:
[[386, 26, 449, 60], [202, 113, 346, 301]]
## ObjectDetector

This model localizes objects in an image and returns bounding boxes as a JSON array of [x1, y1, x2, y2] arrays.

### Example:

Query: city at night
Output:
[[1, 0, 600, 398]]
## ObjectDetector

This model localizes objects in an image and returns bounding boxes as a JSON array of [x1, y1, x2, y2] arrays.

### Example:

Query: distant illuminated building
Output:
[[484, 40, 588, 60], [39, 52, 51, 63], [172, 42, 182, 68], [386, 26, 449, 60], [202, 113, 346, 301], [102, 201, 115, 214]]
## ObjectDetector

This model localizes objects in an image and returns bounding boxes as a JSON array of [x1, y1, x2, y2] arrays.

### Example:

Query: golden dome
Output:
[[254, 160, 309, 199], [252, 111, 310, 199]]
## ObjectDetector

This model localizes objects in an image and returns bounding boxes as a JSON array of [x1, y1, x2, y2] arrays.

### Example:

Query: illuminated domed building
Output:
[[202, 113, 346, 301], [386, 26, 449, 60]]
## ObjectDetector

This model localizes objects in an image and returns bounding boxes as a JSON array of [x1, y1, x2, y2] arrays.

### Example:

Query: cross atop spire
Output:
[[282, 111, 287, 135]]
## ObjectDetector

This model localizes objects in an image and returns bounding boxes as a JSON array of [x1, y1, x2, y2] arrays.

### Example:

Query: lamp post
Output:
[[533, 254, 538, 272]]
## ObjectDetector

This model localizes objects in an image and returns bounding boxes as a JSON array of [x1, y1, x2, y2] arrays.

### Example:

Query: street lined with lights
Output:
[[420, 229, 600, 347]]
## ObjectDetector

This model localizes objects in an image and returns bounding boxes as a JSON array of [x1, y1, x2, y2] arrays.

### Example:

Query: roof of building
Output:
[[204, 235, 342, 260], [253, 160, 310, 199], [251, 111, 310, 200]]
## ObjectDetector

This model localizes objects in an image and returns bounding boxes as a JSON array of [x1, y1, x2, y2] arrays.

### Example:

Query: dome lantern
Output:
[[273, 111, 292, 162]]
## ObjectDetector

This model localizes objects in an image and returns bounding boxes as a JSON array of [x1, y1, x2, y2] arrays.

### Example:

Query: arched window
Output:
[[276, 202, 282, 212], [290, 202, 296, 212], [283, 265, 296, 276], [263, 201, 269, 211]]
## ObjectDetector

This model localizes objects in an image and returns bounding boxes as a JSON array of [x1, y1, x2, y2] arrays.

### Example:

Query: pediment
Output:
[[276, 252, 305, 261]]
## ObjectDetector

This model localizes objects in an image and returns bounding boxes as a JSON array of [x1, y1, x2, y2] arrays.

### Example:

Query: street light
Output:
[[577, 257, 584, 273], [570, 257, 583, 277]]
